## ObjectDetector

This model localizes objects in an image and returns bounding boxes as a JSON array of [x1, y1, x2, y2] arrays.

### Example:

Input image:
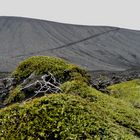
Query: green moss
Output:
[[3, 56, 90, 105], [1, 80, 140, 139], [89, 88, 140, 139], [1, 93, 139, 140], [1, 56, 140, 139], [65, 65, 90, 83], [107, 79, 140, 109], [61, 80, 140, 139], [4, 86, 25, 104], [61, 80, 97, 101], [12, 56, 90, 83]]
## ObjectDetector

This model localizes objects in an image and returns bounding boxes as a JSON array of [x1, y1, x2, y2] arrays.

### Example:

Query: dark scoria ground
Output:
[[0, 16, 140, 72], [89, 68, 140, 92]]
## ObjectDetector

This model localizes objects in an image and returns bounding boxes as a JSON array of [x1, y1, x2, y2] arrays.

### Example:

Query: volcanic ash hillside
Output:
[[0, 16, 140, 72]]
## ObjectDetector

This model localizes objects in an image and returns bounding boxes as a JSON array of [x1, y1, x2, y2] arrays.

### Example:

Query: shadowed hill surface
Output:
[[0, 16, 140, 72]]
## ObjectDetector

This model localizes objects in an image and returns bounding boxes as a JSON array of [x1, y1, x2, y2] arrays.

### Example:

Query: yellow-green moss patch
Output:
[[107, 79, 140, 109]]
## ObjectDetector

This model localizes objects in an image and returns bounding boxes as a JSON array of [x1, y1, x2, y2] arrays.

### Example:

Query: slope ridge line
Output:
[[11, 28, 120, 59]]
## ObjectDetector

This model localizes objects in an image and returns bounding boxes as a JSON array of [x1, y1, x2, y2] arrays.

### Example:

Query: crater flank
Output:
[[0, 16, 140, 71]]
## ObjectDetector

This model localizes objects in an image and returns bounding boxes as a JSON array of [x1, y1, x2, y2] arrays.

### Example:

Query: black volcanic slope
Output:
[[0, 16, 140, 72]]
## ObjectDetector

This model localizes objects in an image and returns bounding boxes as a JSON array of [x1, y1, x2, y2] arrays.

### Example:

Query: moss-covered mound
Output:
[[1, 56, 140, 139], [12, 56, 89, 83], [107, 79, 140, 109], [1, 81, 140, 139], [0, 56, 90, 106], [0, 93, 139, 140], [61, 80, 94, 99]]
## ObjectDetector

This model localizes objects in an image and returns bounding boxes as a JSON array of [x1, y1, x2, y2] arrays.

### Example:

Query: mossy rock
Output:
[[1, 93, 139, 140], [12, 56, 90, 83]]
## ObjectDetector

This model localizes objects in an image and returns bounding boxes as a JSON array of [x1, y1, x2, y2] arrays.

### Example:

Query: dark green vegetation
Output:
[[0, 56, 140, 140]]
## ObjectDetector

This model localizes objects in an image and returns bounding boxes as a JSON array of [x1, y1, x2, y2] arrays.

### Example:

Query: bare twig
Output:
[[24, 72, 61, 102]]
